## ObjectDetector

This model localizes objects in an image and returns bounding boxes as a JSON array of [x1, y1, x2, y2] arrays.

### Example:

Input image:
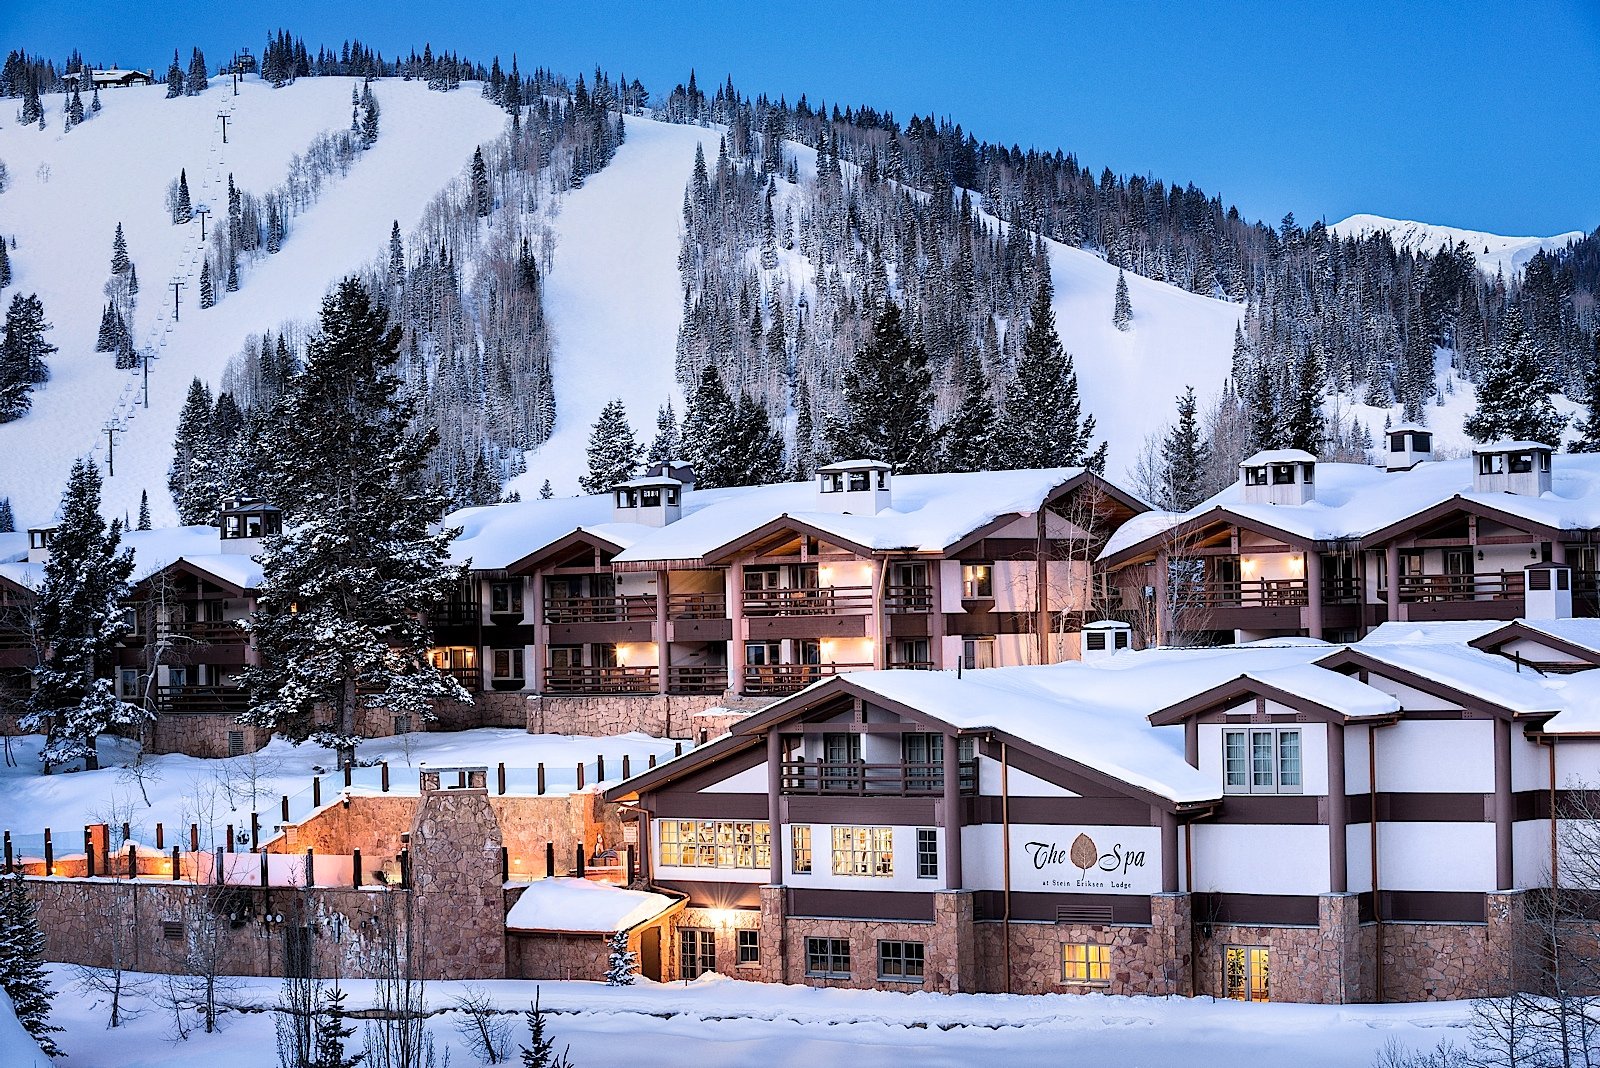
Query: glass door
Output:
[[1224, 946, 1270, 1002]]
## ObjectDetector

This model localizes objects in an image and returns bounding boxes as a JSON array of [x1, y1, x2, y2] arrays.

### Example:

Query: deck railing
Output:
[[543, 595, 657, 624], [743, 586, 873, 616], [780, 758, 978, 796]]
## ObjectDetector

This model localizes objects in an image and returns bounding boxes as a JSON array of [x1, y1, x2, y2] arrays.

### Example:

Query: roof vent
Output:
[[1239, 450, 1316, 506], [613, 475, 683, 527], [1080, 620, 1132, 663], [1472, 441, 1552, 497], [1384, 424, 1434, 472], [1524, 562, 1573, 621], [25, 527, 55, 566], [817, 459, 892, 515]]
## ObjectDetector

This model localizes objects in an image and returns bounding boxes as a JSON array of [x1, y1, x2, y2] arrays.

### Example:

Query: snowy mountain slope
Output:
[[0, 77, 505, 528], [1330, 213, 1585, 279], [506, 115, 721, 498]]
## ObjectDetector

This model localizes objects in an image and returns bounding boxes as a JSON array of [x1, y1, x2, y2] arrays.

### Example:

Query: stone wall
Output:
[[407, 782, 505, 980], [525, 693, 769, 738], [146, 715, 271, 758], [668, 903, 767, 984]]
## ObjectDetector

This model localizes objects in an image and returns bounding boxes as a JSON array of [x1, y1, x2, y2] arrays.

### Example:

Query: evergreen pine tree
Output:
[[1159, 386, 1211, 510], [1462, 306, 1568, 445], [580, 398, 641, 494], [1283, 351, 1325, 455], [95, 302, 117, 351], [127, 262, 139, 295], [519, 991, 572, 1068], [240, 277, 466, 764], [165, 49, 185, 98], [940, 356, 997, 473], [647, 402, 680, 463], [110, 221, 130, 274], [792, 377, 817, 479], [186, 47, 208, 94], [539, 479, 554, 500], [0, 871, 63, 1058], [0, 239, 11, 290], [681, 364, 752, 489], [359, 82, 379, 147], [174, 168, 192, 223], [198, 260, 215, 308], [137, 489, 151, 530], [168, 377, 214, 524], [0, 293, 54, 421], [604, 931, 637, 986], [825, 302, 938, 473], [387, 220, 405, 289], [226, 256, 239, 293], [310, 984, 360, 1068], [20, 459, 140, 771], [1570, 334, 1600, 453], [0, 497, 13, 533], [724, 391, 786, 487], [993, 280, 1106, 471], [472, 146, 492, 217], [1113, 269, 1133, 331]]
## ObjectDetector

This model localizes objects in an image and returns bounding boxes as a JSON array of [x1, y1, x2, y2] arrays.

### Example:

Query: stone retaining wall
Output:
[[524, 693, 769, 738]]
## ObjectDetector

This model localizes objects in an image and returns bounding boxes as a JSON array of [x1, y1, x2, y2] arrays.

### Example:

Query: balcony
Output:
[[887, 659, 936, 671], [155, 685, 249, 714], [1398, 573, 1524, 603], [884, 584, 933, 613], [543, 595, 656, 625], [667, 592, 727, 620], [158, 619, 247, 643], [743, 586, 872, 616], [667, 665, 728, 694], [1188, 579, 1309, 608], [429, 599, 479, 627], [781, 758, 978, 796], [543, 664, 659, 694], [437, 665, 482, 693], [743, 662, 871, 696]]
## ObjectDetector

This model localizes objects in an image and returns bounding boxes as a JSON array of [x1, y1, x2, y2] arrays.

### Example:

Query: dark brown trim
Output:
[[1195, 893, 1318, 927], [503, 528, 626, 576], [1366, 890, 1487, 923], [783, 795, 938, 824], [649, 792, 769, 819], [971, 890, 1152, 925], [787, 889, 936, 922], [1097, 506, 1318, 570], [1148, 673, 1385, 727], [1210, 794, 1323, 825], [1315, 648, 1555, 721], [1362, 495, 1563, 547], [1470, 622, 1600, 666], [963, 795, 1154, 826], [1346, 792, 1491, 823]]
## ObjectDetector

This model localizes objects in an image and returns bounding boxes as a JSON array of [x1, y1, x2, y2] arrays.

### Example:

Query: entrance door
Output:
[[640, 927, 661, 981], [1224, 945, 1270, 1001], [679, 928, 716, 979]]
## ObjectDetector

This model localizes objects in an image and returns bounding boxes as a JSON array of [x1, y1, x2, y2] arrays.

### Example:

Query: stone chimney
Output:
[[817, 459, 893, 515], [1472, 442, 1553, 497], [1239, 450, 1316, 506], [1524, 562, 1573, 620], [407, 766, 505, 980], [1384, 424, 1435, 472], [1080, 620, 1132, 662]]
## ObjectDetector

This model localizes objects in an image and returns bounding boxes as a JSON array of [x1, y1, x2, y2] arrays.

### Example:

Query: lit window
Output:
[[961, 563, 993, 598], [658, 820, 771, 869], [1222, 728, 1302, 794], [791, 825, 812, 874], [878, 940, 925, 982], [805, 937, 851, 979], [1063, 943, 1110, 985], [832, 826, 893, 877], [1225, 945, 1270, 1002]]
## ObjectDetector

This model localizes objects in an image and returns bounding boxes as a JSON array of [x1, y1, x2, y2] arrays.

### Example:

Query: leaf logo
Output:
[[1069, 833, 1098, 874]]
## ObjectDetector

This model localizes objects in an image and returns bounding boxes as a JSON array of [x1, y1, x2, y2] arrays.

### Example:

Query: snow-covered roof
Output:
[[504, 877, 678, 934], [818, 458, 893, 472], [0, 524, 248, 590], [1102, 453, 1600, 561], [1082, 619, 1132, 630], [1479, 618, 1600, 657], [1238, 664, 1401, 719], [1387, 423, 1431, 435], [1474, 440, 1554, 453], [1240, 449, 1316, 467], [614, 475, 683, 489], [447, 468, 1098, 570]]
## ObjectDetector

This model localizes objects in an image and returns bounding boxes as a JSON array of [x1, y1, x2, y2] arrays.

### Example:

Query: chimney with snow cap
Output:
[[1239, 449, 1316, 506], [1472, 441, 1553, 497], [25, 527, 55, 566], [1079, 620, 1132, 662], [1384, 424, 1434, 472], [817, 459, 892, 515], [218, 496, 283, 555], [1524, 562, 1573, 620]]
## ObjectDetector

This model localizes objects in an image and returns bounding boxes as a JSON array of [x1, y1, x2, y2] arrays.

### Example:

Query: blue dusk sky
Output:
[[8, 0, 1598, 236]]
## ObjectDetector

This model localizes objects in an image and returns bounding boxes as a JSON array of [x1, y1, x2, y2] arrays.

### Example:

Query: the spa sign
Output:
[[1020, 831, 1152, 893]]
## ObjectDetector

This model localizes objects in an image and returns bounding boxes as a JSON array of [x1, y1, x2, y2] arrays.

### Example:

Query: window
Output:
[[791, 825, 812, 874], [1223, 728, 1302, 794], [1270, 464, 1296, 485], [1244, 466, 1268, 486], [821, 472, 844, 493], [680, 929, 716, 979], [1388, 433, 1406, 453], [658, 820, 771, 869], [227, 731, 245, 758], [1510, 451, 1534, 474], [737, 928, 760, 967], [1413, 432, 1432, 452], [832, 826, 893, 877], [1062, 943, 1111, 985], [961, 563, 993, 598], [119, 668, 139, 699], [1225, 946, 1270, 1001], [878, 940, 925, 982], [393, 714, 412, 735], [805, 937, 851, 978], [962, 637, 995, 669], [847, 471, 871, 492], [492, 648, 525, 680], [489, 582, 523, 615], [916, 828, 939, 879], [1301, 463, 1315, 484]]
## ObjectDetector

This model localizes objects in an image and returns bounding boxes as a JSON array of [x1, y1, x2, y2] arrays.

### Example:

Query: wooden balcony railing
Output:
[[544, 595, 656, 624], [743, 662, 871, 696], [667, 592, 727, 620], [884, 585, 934, 613], [543, 665, 659, 694], [887, 659, 936, 671], [155, 685, 249, 713], [429, 600, 479, 627], [667, 665, 728, 694], [437, 665, 482, 692], [781, 758, 978, 796], [158, 619, 247, 643], [743, 586, 872, 616], [1321, 578, 1363, 606], [1185, 578, 1309, 608], [1399, 573, 1524, 603]]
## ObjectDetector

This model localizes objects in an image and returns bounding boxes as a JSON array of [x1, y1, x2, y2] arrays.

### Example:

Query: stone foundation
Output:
[[147, 714, 272, 758], [524, 693, 770, 739]]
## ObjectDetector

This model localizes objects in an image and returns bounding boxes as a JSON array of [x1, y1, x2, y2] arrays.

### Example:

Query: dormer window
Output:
[[1244, 467, 1268, 486]]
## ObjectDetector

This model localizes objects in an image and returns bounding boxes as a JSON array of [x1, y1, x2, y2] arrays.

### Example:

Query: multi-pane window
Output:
[[680, 929, 716, 979], [791, 825, 812, 874], [916, 828, 939, 879], [1222, 728, 1302, 794], [492, 648, 525, 680], [489, 581, 523, 614], [657, 821, 771, 869], [805, 937, 851, 978], [1062, 943, 1111, 985], [962, 637, 996, 669], [960, 563, 994, 598], [1225, 945, 1270, 1002], [737, 928, 760, 966], [878, 940, 925, 982], [832, 826, 893, 877]]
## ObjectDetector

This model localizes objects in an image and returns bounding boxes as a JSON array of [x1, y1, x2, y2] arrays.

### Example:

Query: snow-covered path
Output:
[[0, 78, 505, 528], [511, 116, 719, 496]]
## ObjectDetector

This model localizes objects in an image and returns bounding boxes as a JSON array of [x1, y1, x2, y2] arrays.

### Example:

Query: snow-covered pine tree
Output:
[[20, 459, 141, 771], [311, 984, 360, 1068], [165, 49, 184, 98], [137, 489, 151, 530], [95, 302, 117, 351], [0, 239, 11, 289], [1462, 306, 1568, 445], [1570, 333, 1600, 453], [2, 292, 54, 385], [199, 260, 215, 308], [1159, 386, 1212, 511], [940, 355, 996, 473], [187, 48, 208, 95], [0, 871, 63, 1057], [168, 377, 214, 524], [604, 931, 637, 986], [359, 81, 379, 147], [64, 83, 83, 130], [580, 398, 641, 494], [472, 146, 492, 217], [90, 83, 100, 113], [387, 220, 405, 289], [127, 262, 138, 295], [993, 279, 1106, 471], [240, 277, 467, 764], [724, 391, 786, 487], [174, 168, 192, 223], [1113, 269, 1133, 331], [519, 991, 573, 1068], [791, 377, 817, 480], [0, 497, 13, 532], [647, 402, 680, 463], [682, 364, 739, 488], [110, 221, 130, 274], [226, 256, 239, 292], [825, 302, 938, 473], [1283, 350, 1325, 455]]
